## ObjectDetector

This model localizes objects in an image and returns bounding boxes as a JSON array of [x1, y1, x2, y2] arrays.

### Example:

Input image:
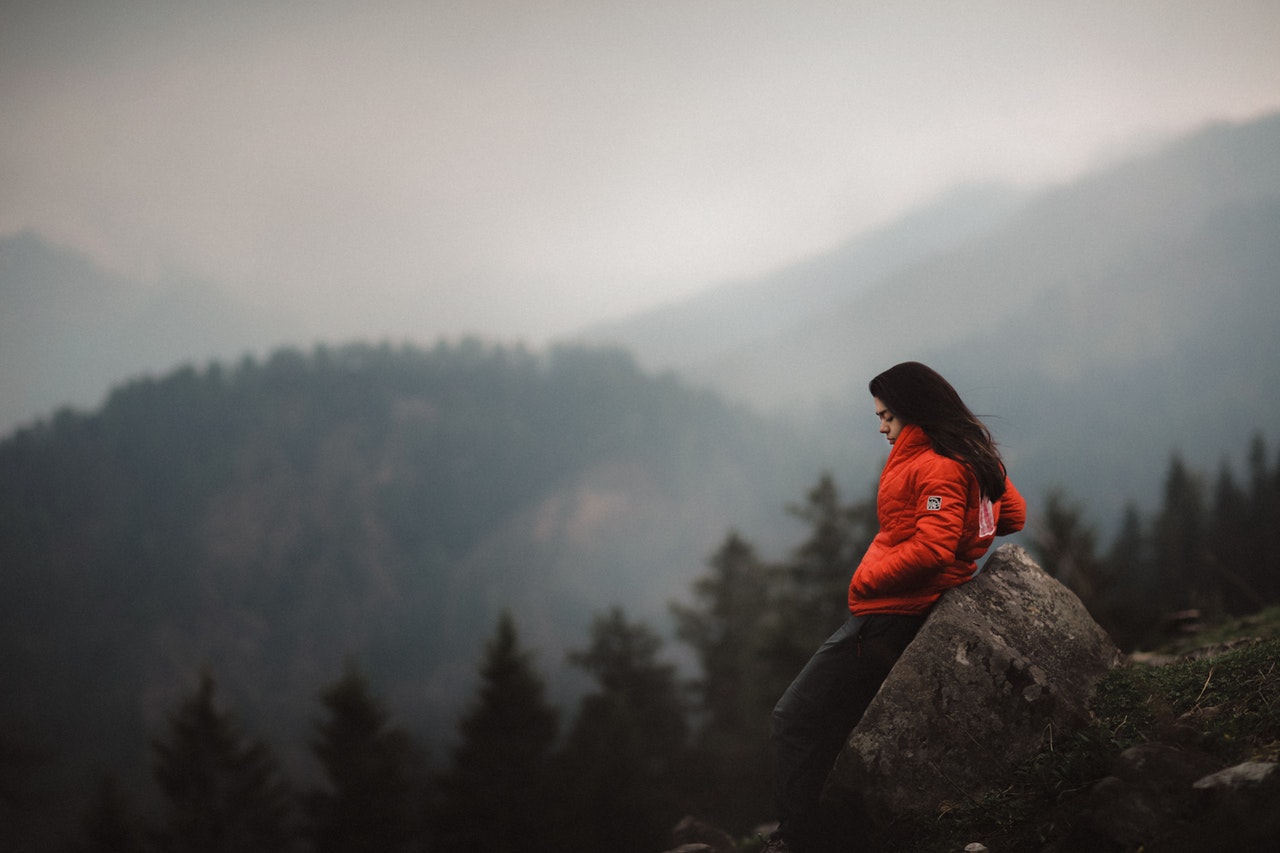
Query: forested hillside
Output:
[[0, 340, 823, 846]]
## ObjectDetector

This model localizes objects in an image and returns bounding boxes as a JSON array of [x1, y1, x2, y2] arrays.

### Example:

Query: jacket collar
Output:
[[887, 423, 931, 464]]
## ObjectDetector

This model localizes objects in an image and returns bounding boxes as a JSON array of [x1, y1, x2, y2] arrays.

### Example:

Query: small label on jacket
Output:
[[978, 497, 996, 537], [926, 496, 942, 511]]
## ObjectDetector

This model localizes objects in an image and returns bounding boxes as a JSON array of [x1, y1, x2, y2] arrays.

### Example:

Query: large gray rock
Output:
[[824, 544, 1122, 823]]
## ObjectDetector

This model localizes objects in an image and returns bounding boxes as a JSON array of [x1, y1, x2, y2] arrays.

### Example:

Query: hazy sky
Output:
[[3, 0, 1279, 345]]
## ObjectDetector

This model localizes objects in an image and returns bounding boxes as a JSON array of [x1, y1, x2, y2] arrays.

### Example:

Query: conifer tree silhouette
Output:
[[556, 606, 690, 853], [150, 669, 297, 853], [434, 612, 558, 853], [308, 661, 426, 853]]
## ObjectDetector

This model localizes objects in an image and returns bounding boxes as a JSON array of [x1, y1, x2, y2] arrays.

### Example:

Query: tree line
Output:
[[1030, 433, 1280, 649], [65, 611, 684, 853], [35, 436, 1280, 852], [51, 474, 869, 853]]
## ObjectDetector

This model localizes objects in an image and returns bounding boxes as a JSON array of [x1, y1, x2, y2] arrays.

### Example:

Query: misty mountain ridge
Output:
[[577, 181, 1030, 372], [5, 110, 1276, 483], [0, 231, 301, 437], [577, 113, 1280, 409], [575, 111, 1280, 526]]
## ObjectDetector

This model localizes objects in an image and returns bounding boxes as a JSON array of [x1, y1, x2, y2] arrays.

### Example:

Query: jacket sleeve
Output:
[[996, 477, 1026, 535], [850, 464, 968, 598]]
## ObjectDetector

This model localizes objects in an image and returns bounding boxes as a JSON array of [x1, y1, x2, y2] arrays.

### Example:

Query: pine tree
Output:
[[1244, 434, 1280, 602], [671, 530, 775, 828], [307, 661, 426, 853], [1100, 503, 1159, 649], [434, 612, 559, 853], [150, 669, 297, 853], [673, 532, 771, 734], [1208, 461, 1263, 614], [1151, 454, 1211, 614], [1105, 504, 1150, 585], [556, 606, 690, 853]]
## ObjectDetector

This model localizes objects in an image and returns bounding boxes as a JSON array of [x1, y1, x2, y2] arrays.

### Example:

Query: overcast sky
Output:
[[3, 0, 1279, 345]]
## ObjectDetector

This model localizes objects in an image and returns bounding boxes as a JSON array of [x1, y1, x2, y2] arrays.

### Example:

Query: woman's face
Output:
[[874, 396, 903, 444]]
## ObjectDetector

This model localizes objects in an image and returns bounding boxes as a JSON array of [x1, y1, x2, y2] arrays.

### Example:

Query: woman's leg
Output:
[[772, 615, 865, 837], [770, 613, 925, 848]]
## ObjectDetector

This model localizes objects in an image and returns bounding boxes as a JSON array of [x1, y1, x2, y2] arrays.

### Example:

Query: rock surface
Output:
[[1065, 754, 1280, 852], [666, 816, 736, 853], [824, 543, 1122, 823], [1079, 743, 1225, 848]]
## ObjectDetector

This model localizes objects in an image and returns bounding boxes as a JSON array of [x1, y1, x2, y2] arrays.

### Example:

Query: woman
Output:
[[766, 362, 1026, 853]]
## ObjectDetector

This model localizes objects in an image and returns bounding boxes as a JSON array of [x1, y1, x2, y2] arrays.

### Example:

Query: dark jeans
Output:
[[770, 612, 925, 849]]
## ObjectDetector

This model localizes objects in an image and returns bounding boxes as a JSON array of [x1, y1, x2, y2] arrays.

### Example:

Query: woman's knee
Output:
[[771, 692, 799, 739]]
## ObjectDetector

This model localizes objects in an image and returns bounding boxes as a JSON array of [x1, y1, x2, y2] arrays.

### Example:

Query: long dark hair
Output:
[[869, 362, 1007, 500]]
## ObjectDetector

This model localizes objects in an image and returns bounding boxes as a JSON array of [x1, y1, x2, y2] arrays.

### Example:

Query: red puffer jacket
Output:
[[849, 423, 1026, 616]]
